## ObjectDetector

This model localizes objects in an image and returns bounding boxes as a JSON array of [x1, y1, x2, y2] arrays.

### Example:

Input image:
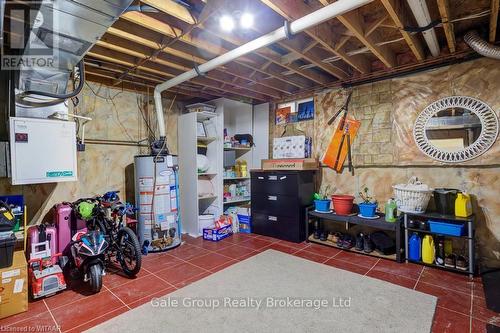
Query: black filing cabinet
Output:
[[251, 170, 315, 242]]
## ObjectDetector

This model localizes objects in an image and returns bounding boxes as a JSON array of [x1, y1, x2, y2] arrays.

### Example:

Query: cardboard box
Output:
[[261, 158, 319, 171], [0, 251, 28, 319], [272, 136, 312, 159]]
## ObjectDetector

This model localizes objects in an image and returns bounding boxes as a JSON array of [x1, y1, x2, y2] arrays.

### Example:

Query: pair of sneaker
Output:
[[354, 233, 373, 253], [337, 234, 355, 249]]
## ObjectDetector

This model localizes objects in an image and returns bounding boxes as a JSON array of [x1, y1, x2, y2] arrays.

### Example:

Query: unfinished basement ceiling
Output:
[[85, 0, 499, 103]]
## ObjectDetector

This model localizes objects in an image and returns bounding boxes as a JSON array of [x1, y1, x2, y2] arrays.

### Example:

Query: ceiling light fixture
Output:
[[219, 15, 235, 32], [240, 12, 254, 29]]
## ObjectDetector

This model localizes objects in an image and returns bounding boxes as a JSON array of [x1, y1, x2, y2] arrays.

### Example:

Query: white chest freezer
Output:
[[9, 117, 77, 185]]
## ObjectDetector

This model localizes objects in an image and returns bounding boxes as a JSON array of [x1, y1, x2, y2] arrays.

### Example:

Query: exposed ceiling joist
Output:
[[437, 0, 456, 53], [316, 0, 396, 68], [259, 0, 371, 73], [490, 0, 500, 42], [380, 0, 426, 60], [88, 46, 269, 102], [200, 23, 330, 86], [141, 0, 196, 24]]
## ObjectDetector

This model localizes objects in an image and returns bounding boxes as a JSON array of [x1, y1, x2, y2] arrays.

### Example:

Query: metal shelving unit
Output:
[[403, 212, 475, 277]]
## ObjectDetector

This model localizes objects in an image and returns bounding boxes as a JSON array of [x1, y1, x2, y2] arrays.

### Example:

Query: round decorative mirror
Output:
[[413, 96, 499, 162]]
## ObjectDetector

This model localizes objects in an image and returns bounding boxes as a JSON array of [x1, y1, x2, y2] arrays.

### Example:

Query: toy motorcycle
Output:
[[68, 200, 109, 293]]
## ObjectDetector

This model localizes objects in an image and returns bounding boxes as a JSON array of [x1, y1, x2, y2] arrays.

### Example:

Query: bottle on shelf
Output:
[[408, 233, 421, 261], [455, 192, 472, 217], [435, 237, 445, 266], [385, 198, 397, 222], [422, 235, 435, 264]]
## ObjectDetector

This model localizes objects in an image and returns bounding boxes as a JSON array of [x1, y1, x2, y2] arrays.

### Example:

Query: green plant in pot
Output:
[[358, 186, 378, 217], [313, 185, 332, 212]]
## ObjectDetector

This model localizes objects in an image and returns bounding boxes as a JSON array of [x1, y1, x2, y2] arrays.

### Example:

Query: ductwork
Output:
[[464, 30, 500, 60], [153, 0, 374, 140]]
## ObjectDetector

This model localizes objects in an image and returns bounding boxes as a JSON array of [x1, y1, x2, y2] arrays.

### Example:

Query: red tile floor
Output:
[[1, 233, 498, 333]]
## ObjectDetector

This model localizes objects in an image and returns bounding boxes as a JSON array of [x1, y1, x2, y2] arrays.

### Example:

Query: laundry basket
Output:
[[393, 177, 433, 213]]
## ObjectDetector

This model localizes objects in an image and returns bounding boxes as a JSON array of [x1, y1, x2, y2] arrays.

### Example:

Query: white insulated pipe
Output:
[[153, 0, 373, 138], [406, 0, 440, 57]]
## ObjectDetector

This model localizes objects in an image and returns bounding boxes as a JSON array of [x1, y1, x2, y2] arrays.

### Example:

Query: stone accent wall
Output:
[[269, 58, 500, 266]]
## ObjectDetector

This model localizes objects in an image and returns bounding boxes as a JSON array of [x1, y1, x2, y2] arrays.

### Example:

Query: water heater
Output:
[[134, 155, 181, 252]]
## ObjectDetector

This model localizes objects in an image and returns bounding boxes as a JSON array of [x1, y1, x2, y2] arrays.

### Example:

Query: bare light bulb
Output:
[[240, 12, 253, 29], [219, 15, 235, 32]]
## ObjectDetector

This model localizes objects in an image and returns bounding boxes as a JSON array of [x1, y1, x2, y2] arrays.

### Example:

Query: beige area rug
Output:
[[87, 250, 437, 333]]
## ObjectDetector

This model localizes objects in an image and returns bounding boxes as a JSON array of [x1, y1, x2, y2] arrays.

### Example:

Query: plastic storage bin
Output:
[[428, 220, 465, 236], [237, 214, 252, 234], [203, 225, 233, 242], [0, 233, 16, 268]]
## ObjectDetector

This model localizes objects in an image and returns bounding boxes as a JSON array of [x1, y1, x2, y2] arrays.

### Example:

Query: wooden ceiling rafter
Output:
[[96, 37, 282, 98], [380, 0, 426, 60], [315, 0, 396, 68], [148, 0, 334, 86], [105, 26, 298, 95], [437, 0, 456, 54], [119, 13, 312, 90], [198, 22, 332, 86], [87, 46, 269, 102], [259, 0, 371, 74], [490, 0, 500, 42], [96, 34, 285, 99]]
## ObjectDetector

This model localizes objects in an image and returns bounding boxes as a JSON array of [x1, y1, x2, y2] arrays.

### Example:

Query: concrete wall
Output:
[[270, 58, 500, 267], [0, 82, 183, 225]]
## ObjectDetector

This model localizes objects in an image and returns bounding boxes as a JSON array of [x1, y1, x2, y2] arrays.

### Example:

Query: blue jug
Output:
[[408, 233, 421, 261]]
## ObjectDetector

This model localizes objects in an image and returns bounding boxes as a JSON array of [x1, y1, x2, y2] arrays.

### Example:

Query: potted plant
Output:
[[358, 186, 378, 217], [313, 185, 332, 213]]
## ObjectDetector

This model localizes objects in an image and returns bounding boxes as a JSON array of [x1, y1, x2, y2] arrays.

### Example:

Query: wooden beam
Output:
[[141, 0, 196, 25], [365, 15, 388, 37], [316, 0, 396, 67], [199, 23, 330, 86], [95, 38, 282, 99], [103, 30, 296, 95], [259, 0, 370, 73], [114, 17, 309, 89], [490, 0, 500, 42], [380, 0, 425, 59], [87, 46, 269, 102], [436, 0, 456, 53]]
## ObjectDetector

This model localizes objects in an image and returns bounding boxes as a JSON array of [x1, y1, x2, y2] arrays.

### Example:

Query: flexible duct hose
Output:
[[464, 30, 500, 59]]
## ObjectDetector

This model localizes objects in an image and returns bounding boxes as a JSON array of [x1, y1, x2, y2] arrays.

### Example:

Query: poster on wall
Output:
[[275, 102, 295, 125], [276, 98, 314, 125], [297, 98, 314, 122]]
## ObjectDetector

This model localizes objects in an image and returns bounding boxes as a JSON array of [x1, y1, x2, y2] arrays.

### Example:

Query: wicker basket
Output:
[[393, 177, 433, 213]]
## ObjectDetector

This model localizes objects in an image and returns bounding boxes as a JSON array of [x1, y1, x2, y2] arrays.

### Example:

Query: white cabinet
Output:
[[9, 117, 77, 185]]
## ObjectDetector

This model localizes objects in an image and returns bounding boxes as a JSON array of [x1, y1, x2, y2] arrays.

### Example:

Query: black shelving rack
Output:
[[306, 207, 404, 262], [403, 212, 475, 277]]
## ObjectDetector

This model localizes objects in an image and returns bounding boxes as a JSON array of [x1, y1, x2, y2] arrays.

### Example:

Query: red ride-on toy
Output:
[[28, 241, 67, 299]]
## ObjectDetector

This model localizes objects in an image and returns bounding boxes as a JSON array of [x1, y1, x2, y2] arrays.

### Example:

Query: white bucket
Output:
[[198, 214, 215, 235]]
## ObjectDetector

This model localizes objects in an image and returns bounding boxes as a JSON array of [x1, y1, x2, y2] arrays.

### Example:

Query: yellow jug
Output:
[[455, 193, 472, 217], [422, 235, 435, 264]]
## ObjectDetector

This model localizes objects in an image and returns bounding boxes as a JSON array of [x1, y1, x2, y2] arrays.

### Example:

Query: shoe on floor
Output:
[[320, 231, 328, 242], [363, 235, 374, 253], [341, 234, 354, 250], [355, 233, 364, 251]]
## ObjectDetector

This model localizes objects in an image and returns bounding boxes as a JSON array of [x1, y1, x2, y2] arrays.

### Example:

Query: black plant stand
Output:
[[305, 207, 404, 262]]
